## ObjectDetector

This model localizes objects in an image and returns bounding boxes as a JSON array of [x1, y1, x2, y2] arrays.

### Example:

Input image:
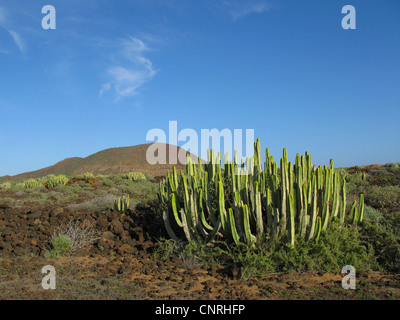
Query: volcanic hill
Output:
[[4, 143, 196, 181]]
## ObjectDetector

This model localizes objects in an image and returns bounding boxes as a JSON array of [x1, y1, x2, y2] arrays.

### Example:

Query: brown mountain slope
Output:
[[7, 143, 198, 181]]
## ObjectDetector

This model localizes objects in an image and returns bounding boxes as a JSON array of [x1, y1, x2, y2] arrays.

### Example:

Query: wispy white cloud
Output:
[[0, 6, 26, 54], [99, 83, 111, 97], [230, 2, 270, 20], [8, 30, 25, 53], [101, 37, 157, 101], [214, 0, 271, 21]]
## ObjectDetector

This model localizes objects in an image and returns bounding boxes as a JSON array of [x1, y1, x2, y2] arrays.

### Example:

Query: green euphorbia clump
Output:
[[158, 138, 365, 248]]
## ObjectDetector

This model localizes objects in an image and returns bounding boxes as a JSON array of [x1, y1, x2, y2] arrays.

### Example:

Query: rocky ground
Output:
[[0, 200, 399, 300]]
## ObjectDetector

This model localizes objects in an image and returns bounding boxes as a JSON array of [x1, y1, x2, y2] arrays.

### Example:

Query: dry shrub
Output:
[[51, 219, 100, 254]]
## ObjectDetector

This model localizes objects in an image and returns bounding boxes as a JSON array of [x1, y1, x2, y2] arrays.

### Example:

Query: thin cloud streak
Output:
[[8, 30, 25, 53], [212, 0, 271, 21], [230, 2, 270, 21], [0, 6, 26, 54], [101, 37, 157, 101]]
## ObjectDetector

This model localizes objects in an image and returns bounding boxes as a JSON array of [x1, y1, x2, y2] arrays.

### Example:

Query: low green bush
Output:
[[364, 185, 400, 211], [363, 205, 384, 222], [360, 211, 400, 272], [99, 177, 115, 187], [345, 173, 369, 196], [45, 235, 72, 258], [53, 234, 72, 253], [155, 221, 377, 279]]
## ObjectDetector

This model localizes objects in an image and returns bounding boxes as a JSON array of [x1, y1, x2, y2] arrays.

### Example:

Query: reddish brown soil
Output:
[[0, 201, 399, 300]]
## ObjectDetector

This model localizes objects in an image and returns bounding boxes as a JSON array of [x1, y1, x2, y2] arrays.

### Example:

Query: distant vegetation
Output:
[[0, 171, 158, 210]]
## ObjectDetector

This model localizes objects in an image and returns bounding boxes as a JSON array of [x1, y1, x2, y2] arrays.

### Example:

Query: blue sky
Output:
[[0, 0, 399, 176]]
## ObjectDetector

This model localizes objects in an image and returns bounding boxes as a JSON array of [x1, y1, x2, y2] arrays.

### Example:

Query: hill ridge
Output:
[[3, 143, 193, 181]]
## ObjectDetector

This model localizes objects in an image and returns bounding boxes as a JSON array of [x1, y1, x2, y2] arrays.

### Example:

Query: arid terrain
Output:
[[1, 161, 400, 300], [0, 203, 399, 300]]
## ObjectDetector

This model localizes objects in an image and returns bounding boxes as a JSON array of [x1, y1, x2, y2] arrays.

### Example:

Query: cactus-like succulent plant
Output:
[[114, 194, 130, 213], [24, 179, 43, 189], [125, 172, 146, 181], [158, 138, 365, 247], [46, 175, 69, 189]]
